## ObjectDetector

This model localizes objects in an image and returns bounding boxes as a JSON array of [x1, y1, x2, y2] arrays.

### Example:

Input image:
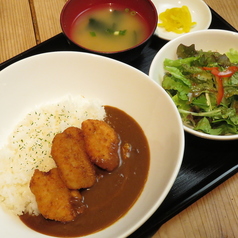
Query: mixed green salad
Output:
[[162, 44, 238, 135]]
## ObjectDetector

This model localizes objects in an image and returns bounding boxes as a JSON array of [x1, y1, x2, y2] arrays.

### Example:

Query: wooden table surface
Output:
[[0, 1, 237, 237]]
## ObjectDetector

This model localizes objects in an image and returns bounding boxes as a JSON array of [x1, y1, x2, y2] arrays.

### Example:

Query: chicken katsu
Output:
[[51, 127, 96, 189], [82, 119, 120, 171], [30, 168, 83, 222]]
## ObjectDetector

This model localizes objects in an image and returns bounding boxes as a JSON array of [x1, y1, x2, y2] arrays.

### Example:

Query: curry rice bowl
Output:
[[0, 95, 106, 216]]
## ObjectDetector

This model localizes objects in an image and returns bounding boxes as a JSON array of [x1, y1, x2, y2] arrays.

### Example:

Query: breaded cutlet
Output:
[[51, 127, 96, 189], [30, 168, 82, 222], [82, 119, 120, 171]]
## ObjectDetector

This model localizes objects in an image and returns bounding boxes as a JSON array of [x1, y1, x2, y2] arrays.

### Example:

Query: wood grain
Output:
[[0, 0, 36, 62], [153, 173, 238, 238], [33, 0, 66, 42], [204, 0, 238, 30]]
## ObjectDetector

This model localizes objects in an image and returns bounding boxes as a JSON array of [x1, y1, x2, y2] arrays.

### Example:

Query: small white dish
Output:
[[152, 0, 212, 40], [149, 29, 238, 140]]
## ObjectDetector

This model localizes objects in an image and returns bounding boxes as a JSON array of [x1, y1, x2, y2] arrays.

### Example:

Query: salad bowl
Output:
[[149, 29, 238, 140]]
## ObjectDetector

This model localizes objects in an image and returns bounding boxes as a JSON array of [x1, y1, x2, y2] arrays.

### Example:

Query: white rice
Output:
[[0, 95, 106, 216]]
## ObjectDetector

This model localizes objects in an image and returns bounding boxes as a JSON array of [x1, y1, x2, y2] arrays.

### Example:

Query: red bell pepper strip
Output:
[[203, 67, 219, 76], [216, 66, 238, 77], [215, 76, 224, 105], [203, 66, 238, 105], [203, 66, 238, 77], [203, 67, 224, 104]]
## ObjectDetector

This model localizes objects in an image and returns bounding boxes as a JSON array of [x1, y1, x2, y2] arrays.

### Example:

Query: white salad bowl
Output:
[[149, 29, 238, 140], [0, 52, 184, 238], [152, 0, 212, 40]]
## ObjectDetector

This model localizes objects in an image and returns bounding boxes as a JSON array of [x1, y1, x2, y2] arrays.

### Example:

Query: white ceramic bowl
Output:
[[149, 29, 238, 140], [152, 0, 212, 40], [0, 52, 184, 238]]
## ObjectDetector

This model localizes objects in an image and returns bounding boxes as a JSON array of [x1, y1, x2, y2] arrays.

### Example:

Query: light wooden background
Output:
[[0, 1, 237, 238]]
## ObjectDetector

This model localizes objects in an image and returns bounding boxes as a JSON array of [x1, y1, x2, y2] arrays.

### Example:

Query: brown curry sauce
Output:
[[20, 106, 150, 237]]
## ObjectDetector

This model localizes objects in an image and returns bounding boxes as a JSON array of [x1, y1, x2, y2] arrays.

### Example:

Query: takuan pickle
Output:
[[158, 5, 196, 34]]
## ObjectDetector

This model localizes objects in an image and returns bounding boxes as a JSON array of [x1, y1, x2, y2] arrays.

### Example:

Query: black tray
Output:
[[1, 8, 237, 238]]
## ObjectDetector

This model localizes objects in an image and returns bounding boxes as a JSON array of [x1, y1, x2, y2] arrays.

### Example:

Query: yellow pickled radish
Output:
[[158, 5, 196, 34]]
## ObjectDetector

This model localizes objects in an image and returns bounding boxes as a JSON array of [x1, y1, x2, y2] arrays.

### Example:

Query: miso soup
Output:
[[70, 4, 149, 52]]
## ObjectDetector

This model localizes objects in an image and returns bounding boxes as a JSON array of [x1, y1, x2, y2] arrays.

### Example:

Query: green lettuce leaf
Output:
[[194, 117, 222, 135], [226, 48, 238, 63]]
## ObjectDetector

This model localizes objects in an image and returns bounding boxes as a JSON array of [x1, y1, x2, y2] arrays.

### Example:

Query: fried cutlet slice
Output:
[[51, 127, 96, 189], [30, 168, 82, 222], [82, 119, 120, 171]]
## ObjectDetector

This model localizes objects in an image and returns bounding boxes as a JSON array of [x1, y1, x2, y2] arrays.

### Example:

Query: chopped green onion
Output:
[[106, 28, 114, 34], [119, 30, 127, 36], [90, 31, 96, 37]]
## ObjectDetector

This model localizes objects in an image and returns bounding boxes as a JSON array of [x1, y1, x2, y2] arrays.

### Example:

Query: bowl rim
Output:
[[149, 29, 238, 140]]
